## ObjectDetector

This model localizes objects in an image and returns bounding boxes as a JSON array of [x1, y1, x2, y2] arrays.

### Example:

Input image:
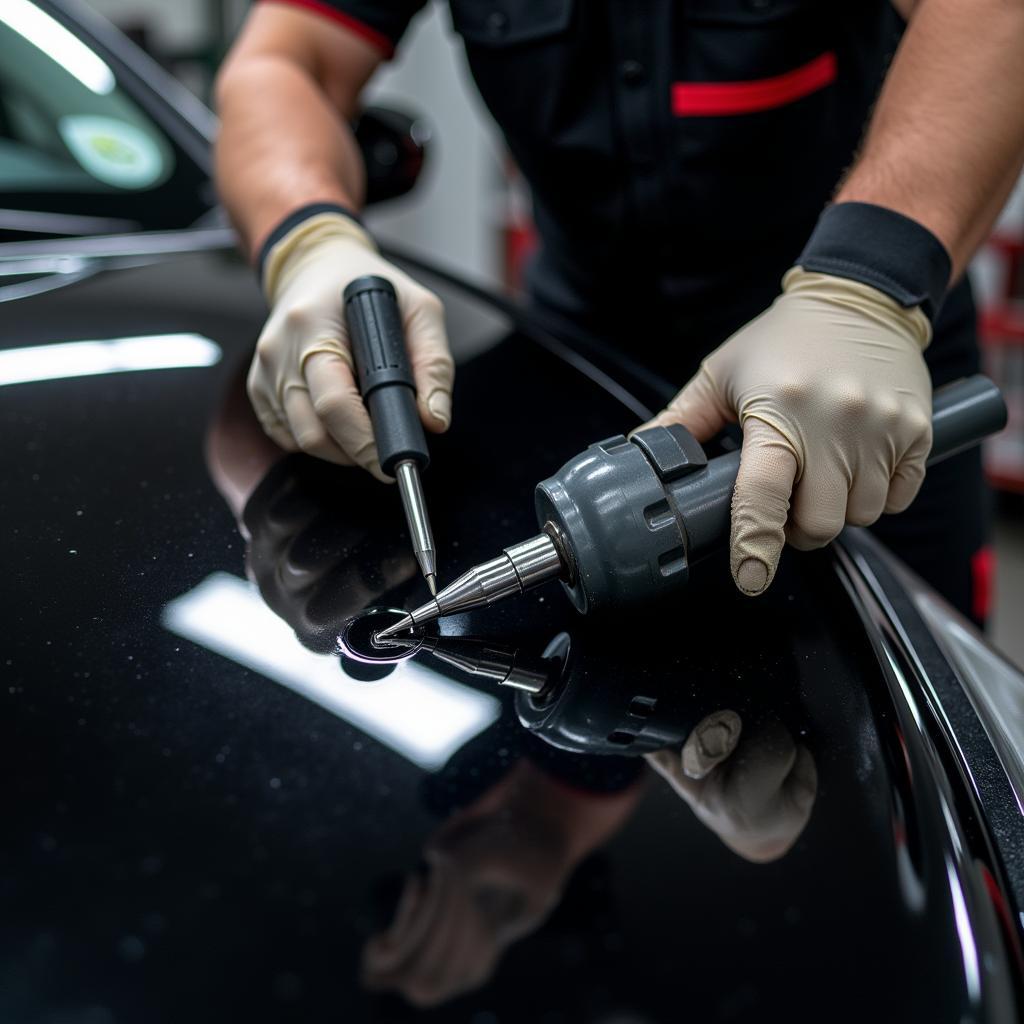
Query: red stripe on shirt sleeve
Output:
[[672, 51, 837, 117], [259, 0, 396, 58]]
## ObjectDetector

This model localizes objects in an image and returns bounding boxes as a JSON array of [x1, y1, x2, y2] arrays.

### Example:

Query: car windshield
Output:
[[0, 0, 210, 237]]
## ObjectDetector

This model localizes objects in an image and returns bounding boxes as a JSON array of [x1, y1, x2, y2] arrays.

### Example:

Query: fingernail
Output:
[[682, 710, 741, 779], [736, 557, 769, 595], [426, 390, 451, 429], [698, 723, 732, 758]]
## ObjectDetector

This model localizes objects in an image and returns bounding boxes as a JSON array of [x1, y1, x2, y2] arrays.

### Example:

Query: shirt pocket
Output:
[[448, 0, 574, 49], [446, 0, 581, 155], [674, 0, 837, 121], [670, 0, 843, 231]]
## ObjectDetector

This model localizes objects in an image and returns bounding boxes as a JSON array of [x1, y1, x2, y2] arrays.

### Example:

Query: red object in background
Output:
[[971, 545, 996, 624], [978, 233, 1024, 493], [500, 159, 537, 295], [504, 219, 537, 296]]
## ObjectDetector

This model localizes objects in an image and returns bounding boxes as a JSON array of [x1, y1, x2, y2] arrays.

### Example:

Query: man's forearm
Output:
[[837, 0, 1024, 277], [214, 54, 367, 262]]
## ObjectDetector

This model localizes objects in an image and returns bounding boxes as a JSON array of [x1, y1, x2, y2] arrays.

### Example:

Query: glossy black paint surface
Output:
[[4, 3, 1022, 1018], [2, 249, 1021, 1021]]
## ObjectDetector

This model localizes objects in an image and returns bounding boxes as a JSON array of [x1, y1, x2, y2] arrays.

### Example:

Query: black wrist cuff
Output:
[[798, 201, 951, 323], [255, 202, 365, 283]]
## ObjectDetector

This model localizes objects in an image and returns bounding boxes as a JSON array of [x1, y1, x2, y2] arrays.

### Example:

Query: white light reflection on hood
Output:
[[0, 334, 221, 386], [162, 573, 501, 772]]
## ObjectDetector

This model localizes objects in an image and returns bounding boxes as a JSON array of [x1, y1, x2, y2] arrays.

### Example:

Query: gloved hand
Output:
[[361, 761, 575, 1007], [643, 268, 933, 595], [248, 212, 455, 481], [361, 759, 642, 1007], [646, 711, 818, 863]]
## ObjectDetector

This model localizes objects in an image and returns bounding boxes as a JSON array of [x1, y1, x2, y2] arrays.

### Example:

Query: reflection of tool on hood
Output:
[[377, 375, 1006, 640], [379, 628, 749, 757], [376, 631, 561, 693], [345, 275, 438, 595], [414, 633, 561, 695]]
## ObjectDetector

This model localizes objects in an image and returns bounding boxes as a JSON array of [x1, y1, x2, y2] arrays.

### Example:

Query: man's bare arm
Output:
[[840, 0, 1024, 277], [214, 5, 385, 259], [213, 5, 454, 476]]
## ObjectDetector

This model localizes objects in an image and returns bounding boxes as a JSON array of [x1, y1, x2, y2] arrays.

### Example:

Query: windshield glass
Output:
[[0, 0, 210, 237]]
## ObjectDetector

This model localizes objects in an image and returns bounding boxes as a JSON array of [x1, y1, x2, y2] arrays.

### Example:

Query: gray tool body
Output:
[[376, 375, 1007, 638], [535, 422, 728, 613]]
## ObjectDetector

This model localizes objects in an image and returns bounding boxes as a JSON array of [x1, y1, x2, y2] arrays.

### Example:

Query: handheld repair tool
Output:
[[344, 275, 438, 594], [377, 375, 1006, 639]]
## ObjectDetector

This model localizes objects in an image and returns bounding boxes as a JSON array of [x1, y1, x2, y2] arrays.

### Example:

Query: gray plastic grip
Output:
[[343, 275, 429, 476], [928, 374, 1007, 466], [536, 374, 1006, 614], [669, 374, 1007, 569]]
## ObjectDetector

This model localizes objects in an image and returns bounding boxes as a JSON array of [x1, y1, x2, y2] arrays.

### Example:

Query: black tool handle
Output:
[[343, 275, 429, 476], [674, 374, 1007, 565]]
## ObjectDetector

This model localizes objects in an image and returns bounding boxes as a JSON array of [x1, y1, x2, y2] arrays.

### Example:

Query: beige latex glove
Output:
[[248, 212, 454, 481], [643, 268, 933, 595], [361, 762, 572, 1007], [361, 829, 563, 1008], [646, 711, 818, 863]]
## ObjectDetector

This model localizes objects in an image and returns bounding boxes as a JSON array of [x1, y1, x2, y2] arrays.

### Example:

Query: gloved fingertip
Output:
[[424, 389, 451, 431], [735, 557, 770, 596]]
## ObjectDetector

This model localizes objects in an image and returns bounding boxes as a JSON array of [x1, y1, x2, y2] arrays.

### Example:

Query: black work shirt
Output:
[[269, 0, 975, 382]]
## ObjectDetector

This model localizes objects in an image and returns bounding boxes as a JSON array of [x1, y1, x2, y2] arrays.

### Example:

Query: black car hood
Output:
[[0, 252, 1018, 1021]]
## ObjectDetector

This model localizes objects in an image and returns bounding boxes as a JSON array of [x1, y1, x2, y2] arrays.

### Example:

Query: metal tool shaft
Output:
[[395, 459, 437, 593], [375, 532, 564, 640]]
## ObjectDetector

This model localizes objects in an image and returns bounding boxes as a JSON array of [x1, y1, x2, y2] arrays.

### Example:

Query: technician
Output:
[[215, 0, 1024, 621]]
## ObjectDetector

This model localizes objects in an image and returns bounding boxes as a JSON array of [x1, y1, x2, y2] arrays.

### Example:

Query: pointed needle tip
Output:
[[425, 573, 437, 596], [375, 614, 414, 643]]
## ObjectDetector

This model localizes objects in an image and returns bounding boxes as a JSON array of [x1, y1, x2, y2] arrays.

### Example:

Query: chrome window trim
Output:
[[835, 528, 1024, 936]]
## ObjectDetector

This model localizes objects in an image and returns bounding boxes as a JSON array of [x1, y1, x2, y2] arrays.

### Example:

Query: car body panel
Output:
[[2, 1, 1024, 1020], [1, 250, 1022, 1021]]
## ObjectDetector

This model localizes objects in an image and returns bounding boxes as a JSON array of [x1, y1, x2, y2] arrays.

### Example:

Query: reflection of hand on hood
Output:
[[646, 711, 817, 863], [206, 359, 288, 520], [361, 759, 641, 1008], [240, 455, 414, 651], [205, 362, 415, 651]]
